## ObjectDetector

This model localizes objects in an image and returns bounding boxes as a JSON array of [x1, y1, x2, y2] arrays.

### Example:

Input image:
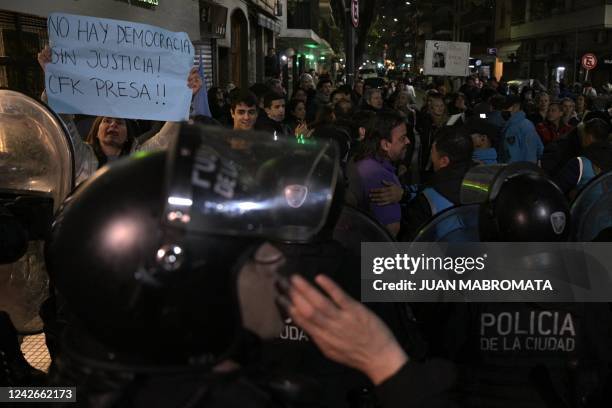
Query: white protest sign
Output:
[[46, 13, 194, 121], [423, 40, 470, 77]]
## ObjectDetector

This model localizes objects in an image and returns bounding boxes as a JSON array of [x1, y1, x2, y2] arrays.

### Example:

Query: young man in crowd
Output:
[[255, 91, 291, 137], [314, 78, 334, 112], [230, 91, 259, 131], [561, 97, 579, 127]]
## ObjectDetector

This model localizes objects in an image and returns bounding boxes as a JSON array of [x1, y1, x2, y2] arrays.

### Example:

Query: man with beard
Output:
[[347, 112, 410, 237], [399, 126, 474, 241]]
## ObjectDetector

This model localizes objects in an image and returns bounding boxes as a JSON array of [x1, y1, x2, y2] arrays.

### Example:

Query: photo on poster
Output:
[[424, 40, 470, 77], [433, 52, 446, 68]]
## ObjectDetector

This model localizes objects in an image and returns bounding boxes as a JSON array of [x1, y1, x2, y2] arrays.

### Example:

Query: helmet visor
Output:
[[163, 125, 339, 242], [0, 90, 74, 211], [461, 162, 543, 204]]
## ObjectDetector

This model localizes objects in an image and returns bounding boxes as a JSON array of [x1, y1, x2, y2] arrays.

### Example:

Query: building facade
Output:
[[216, 0, 281, 88], [453, 0, 496, 79], [276, 0, 337, 93], [495, 0, 612, 87]]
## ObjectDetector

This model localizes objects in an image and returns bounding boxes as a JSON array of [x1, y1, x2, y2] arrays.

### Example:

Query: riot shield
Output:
[[0, 89, 74, 333], [163, 124, 339, 243], [570, 172, 612, 242], [412, 204, 481, 242], [411, 163, 544, 243]]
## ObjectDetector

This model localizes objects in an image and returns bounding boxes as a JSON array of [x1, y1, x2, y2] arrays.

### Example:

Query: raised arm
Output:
[[38, 46, 97, 183], [136, 67, 201, 152]]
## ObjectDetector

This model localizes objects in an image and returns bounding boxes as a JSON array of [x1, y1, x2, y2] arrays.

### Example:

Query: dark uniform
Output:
[[448, 302, 612, 407], [399, 161, 473, 241], [412, 166, 612, 407], [261, 198, 430, 407], [43, 126, 343, 407]]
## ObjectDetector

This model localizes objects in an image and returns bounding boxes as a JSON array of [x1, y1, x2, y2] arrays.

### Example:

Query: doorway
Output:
[[230, 10, 248, 89]]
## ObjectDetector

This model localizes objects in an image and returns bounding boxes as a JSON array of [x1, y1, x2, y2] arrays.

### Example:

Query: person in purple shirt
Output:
[[347, 112, 410, 237]]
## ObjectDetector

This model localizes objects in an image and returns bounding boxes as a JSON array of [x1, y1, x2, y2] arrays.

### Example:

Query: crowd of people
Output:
[[2, 45, 612, 408], [198, 70, 612, 241]]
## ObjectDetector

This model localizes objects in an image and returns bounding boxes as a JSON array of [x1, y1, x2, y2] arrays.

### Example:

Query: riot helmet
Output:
[[0, 89, 74, 333], [252, 142, 340, 243], [570, 172, 612, 241], [45, 124, 338, 365], [461, 163, 569, 241]]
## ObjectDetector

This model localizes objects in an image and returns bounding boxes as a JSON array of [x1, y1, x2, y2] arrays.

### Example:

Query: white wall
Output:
[[1, 0, 200, 39]]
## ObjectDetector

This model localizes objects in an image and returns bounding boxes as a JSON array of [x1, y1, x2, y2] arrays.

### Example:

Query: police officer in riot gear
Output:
[[400, 126, 474, 241], [0, 89, 76, 385], [416, 164, 612, 407], [43, 125, 344, 406], [257, 146, 427, 408], [478, 173, 571, 242]]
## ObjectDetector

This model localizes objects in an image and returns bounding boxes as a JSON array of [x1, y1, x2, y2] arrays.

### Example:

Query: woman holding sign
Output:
[[38, 45, 202, 184]]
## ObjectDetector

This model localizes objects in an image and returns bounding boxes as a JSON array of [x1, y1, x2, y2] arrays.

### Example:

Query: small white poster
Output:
[[424, 40, 470, 77]]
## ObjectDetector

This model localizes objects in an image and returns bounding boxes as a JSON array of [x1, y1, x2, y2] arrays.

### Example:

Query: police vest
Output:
[[453, 302, 612, 408], [421, 188, 466, 241], [576, 157, 597, 190], [422, 187, 454, 216]]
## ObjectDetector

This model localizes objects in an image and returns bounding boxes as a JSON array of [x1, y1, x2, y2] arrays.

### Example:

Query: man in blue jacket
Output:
[[500, 95, 543, 164]]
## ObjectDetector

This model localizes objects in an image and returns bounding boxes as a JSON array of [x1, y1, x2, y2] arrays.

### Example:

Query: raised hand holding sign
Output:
[[45, 13, 195, 121]]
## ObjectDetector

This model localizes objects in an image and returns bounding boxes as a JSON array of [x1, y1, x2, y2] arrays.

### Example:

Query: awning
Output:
[[258, 13, 281, 34], [497, 43, 521, 62]]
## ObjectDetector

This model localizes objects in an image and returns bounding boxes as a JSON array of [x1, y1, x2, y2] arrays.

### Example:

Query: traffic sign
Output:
[[351, 0, 359, 28], [581, 53, 597, 70], [487, 48, 497, 56]]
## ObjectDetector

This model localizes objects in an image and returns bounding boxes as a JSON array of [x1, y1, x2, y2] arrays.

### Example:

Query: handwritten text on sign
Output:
[[46, 13, 194, 121]]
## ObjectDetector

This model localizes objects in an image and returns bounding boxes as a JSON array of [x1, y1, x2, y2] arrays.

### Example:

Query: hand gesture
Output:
[[295, 122, 309, 137], [37, 45, 52, 72], [281, 274, 407, 385], [369, 180, 403, 205], [188, 67, 203, 96]]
